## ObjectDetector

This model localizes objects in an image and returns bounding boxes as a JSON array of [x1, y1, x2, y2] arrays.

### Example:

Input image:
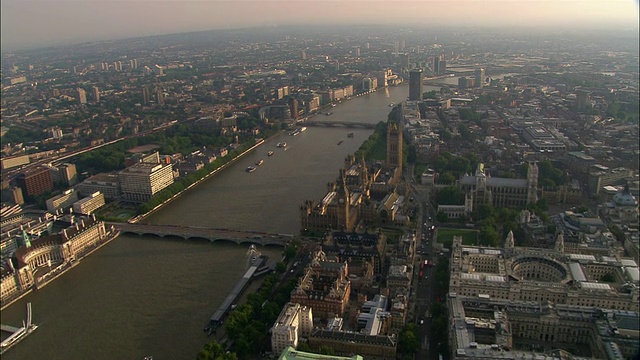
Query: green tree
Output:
[[423, 90, 437, 99], [436, 186, 464, 205], [436, 211, 449, 223], [197, 341, 237, 360], [275, 262, 287, 273], [318, 345, 335, 355], [284, 245, 298, 261], [479, 225, 500, 246], [439, 172, 455, 185], [398, 323, 420, 358]]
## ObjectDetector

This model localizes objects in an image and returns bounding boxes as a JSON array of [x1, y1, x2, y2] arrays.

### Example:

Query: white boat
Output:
[[299, 127, 307, 132], [276, 142, 287, 148], [246, 166, 256, 173], [268, 151, 274, 156], [256, 160, 264, 166]]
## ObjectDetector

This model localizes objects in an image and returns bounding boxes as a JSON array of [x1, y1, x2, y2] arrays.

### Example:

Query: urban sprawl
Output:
[[1, 26, 638, 360]]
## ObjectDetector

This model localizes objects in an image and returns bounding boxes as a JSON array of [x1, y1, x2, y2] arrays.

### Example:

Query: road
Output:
[[409, 173, 442, 360]]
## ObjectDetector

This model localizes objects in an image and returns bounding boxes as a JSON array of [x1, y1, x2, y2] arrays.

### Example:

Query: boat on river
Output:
[[267, 151, 274, 156], [337, 140, 344, 145], [347, 133, 354, 138], [246, 166, 256, 173], [276, 142, 287, 148], [256, 160, 264, 166]]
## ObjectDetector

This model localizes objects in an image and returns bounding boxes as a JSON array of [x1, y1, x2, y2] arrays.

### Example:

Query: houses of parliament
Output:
[[301, 105, 405, 234]]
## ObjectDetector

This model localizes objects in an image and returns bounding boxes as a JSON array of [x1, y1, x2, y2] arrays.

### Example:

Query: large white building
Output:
[[271, 302, 314, 355], [72, 192, 106, 215], [46, 189, 79, 213], [449, 234, 639, 312], [118, 163, 174, 203], [76, 173, 121, 199]]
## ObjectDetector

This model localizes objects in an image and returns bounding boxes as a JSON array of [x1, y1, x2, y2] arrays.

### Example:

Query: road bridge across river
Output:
[[109, 222, 291, 246]]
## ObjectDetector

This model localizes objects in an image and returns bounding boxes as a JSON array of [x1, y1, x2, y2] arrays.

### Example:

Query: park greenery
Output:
[[354, 115, 409, 166], [517, 160, 564, 188], [422, 90, 438, 99], [433, 152, 479, 180], [435, 199, 550, 247], [397, 323, 420, 360], [219, 272, 299, 358], [436, 228, 478, 248], [354, 121, 388, 162], [458, 108, 486, 124], [197, 341, 238, 360]]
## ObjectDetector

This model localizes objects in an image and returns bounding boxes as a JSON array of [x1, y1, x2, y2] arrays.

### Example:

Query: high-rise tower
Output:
[[142, 86, 150, 105], [77, 88, 87, 104], [409, 69, 423, 101], [92, 86, 100, 102], [474, 68, 485, 88], [386, 105, 403, 173]]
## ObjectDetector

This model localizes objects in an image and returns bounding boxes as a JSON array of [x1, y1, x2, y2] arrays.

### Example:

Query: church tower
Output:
[[335, 169, 352, 232], [386, 106, 403, 174]]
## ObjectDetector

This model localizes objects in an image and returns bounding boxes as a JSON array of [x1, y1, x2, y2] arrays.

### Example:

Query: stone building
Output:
[[271, 302, 314, 355], [290, 248, 351, 319], [448, 294, 639, 359], [449, 234, 639, 313], [321, 231, 386, 275], [1, 215, 118, 306], [458, 162, 538, 211]]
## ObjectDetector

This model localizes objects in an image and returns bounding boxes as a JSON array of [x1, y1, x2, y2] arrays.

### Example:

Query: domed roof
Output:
[[613, 188, 637, 207]]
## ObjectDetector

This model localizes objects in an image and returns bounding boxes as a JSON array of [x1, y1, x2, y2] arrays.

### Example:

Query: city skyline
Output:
[[1, 0, 638, 51]]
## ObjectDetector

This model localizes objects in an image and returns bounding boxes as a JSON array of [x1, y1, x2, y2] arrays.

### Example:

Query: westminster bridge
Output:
[[303, 119, 376, 128], [108, 222, 292, 246]]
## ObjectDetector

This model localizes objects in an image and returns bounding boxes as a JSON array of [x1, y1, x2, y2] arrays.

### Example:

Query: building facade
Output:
[[1, 216, 118, 306], [15, 166, 54, 197], [45, 189, 79, 213], [76, 173, 121, 199], [72, 192, 106, 215], [290, 248, 351, 319], [408, 69, 423, 101], [449, 235, 639, 312], [118, 162, 174, 203], [458, 163, 538, 211], [271, 302, 314, 355]]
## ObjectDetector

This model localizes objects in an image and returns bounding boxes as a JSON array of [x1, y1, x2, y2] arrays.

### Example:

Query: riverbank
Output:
[[133, 138, 266, 223]]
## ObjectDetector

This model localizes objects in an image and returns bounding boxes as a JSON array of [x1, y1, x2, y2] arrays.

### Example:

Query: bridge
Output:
[[109, 222, 291, 246], [303, 120, 377, 129]]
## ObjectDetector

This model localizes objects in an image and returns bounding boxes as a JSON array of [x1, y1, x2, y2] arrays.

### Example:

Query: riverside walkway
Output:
[[109, 222, 291, 246]]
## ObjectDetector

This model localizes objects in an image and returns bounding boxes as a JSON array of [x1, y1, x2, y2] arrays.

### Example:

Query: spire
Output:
[[505, 230, 515, 249]]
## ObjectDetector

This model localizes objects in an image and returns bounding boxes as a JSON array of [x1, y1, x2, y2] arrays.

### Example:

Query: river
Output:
[[1, 85, 409, 360]]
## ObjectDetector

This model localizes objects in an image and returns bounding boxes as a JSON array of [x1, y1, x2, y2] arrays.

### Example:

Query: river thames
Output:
[[1, 85, 412, 360]]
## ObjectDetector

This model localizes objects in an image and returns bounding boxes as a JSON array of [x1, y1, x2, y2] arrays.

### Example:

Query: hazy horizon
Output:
[[2, 0, 639, 51]]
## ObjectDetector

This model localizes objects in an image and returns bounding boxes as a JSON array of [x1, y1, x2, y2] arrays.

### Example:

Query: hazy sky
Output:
[[2, 0, 638, 50]]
